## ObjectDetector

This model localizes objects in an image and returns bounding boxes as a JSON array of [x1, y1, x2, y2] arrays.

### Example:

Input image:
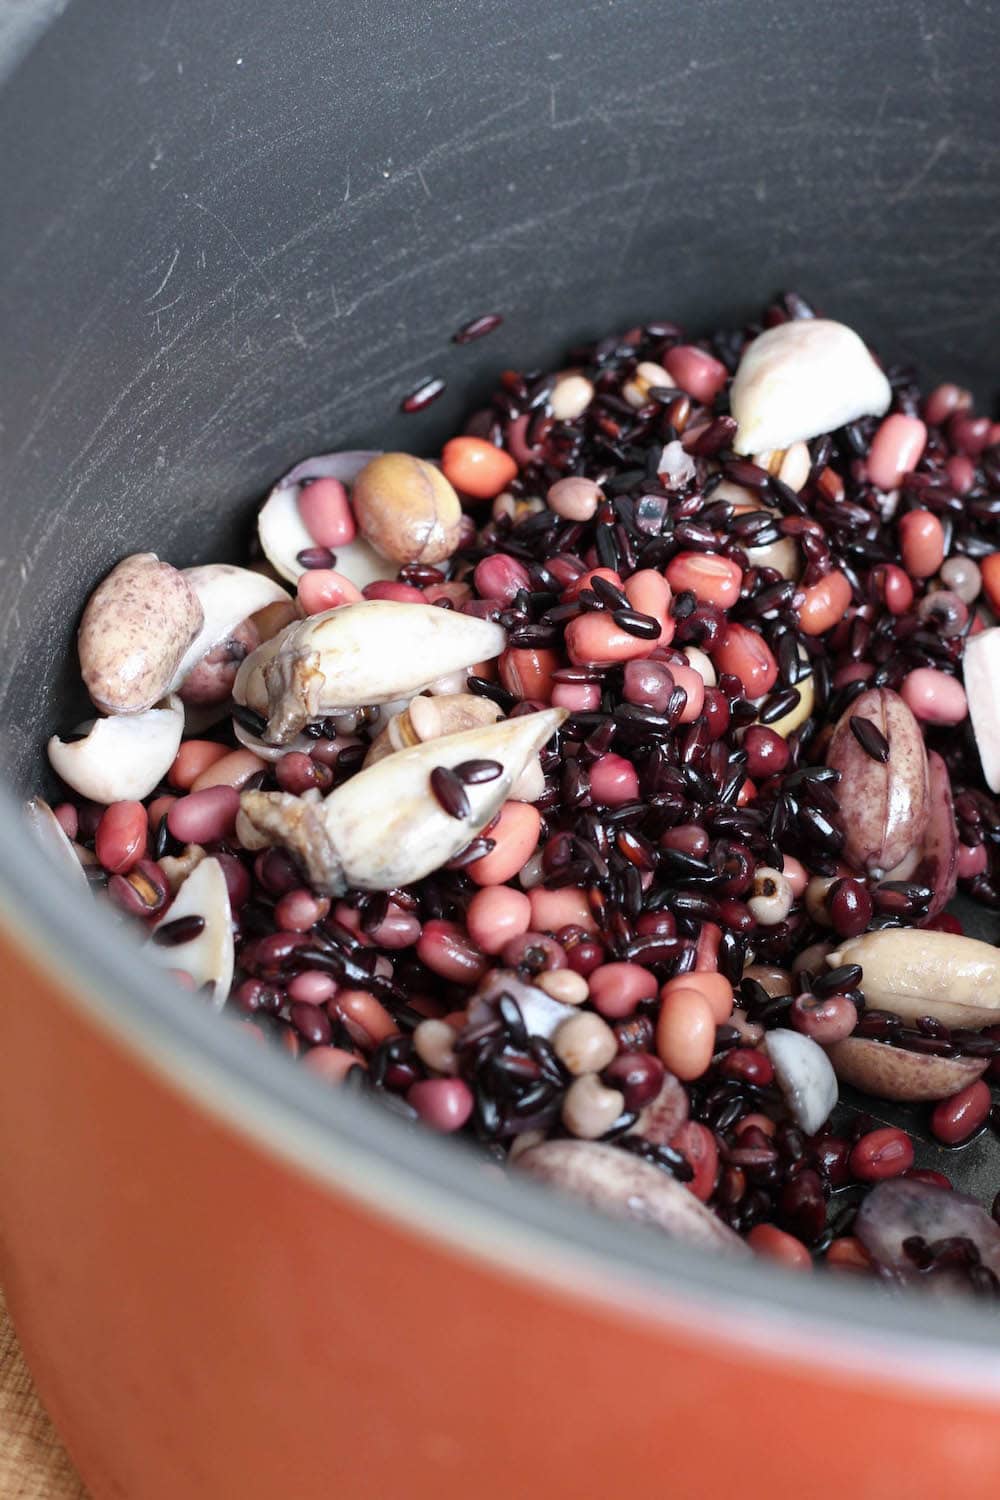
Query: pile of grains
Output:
[[32, 293, 1000, 1293]]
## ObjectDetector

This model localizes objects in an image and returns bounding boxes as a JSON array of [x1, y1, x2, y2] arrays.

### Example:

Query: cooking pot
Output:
[[2, 2, 1000, 1495]]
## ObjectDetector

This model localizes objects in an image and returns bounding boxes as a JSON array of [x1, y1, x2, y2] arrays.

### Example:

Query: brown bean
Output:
[[825, 686, 929, 876], [824, 1035, 988, 1102], [351, 453, 462, 564], [78, 553, 204, 713]]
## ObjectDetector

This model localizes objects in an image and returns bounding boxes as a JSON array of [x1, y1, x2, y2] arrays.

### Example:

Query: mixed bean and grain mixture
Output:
[[30, 294, 1000, 1292]]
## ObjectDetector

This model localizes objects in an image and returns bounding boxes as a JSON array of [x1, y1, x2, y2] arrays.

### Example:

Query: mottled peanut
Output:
[[79, 553, 203, 714]]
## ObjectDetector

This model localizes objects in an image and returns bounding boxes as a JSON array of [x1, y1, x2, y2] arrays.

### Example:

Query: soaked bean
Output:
[[747, 1224, 812, 1270], [442, 436, 518, 499], [417, 919, 487, 984], [656, 987, 715, 1080], [169, 739, 229, 790], [297, 477, 356, 548], [547, 476, 602, 522], [748, 867, 793, 926], [981, 553, 1000, 615], [166, 786, 239, 845], [664, 344, 728, 403], [589, 961, 658, 1019], [473, 553, 532, 605], [298, 569, 364, 614], [797, 570, 851, 637], [899, 509, 944, 579], [662, 972, 733, 1025], [624, 569, 673, 633], [466, 885, 532, 953], [900, 667, 967, 726], [940, 554, 981, 604], [720, 1048, 774, 1087], [287, 971, 338, 1005], [499, 646, 559, 701], [666, 552, 742, 609], [331, 989, 397, 1048], [553, 1011, 618, 1074], [537, 969, 589, 1005], [565, 611, 660, 665], [867, 413, 927, 490], [849, 1127, 914, 1182], [824, 1237, 872, 1273], [95, 800, 148, 874], [561, 1074, 626, 1139], [191, 748, 267, 791], [274, 888, 330, 932], [790, 993, 857, 1044], [408, 1078, 474, 1132], [589, 753, 640, 806], [713, 622, 778, 697], [530, 885, 597, 934], [668, 660, 706, 722], [468, 801, 542, 886], [930, 1080, 992, 1145]]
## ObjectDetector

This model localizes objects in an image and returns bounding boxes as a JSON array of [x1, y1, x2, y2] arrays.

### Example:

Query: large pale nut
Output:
[[24, 798, 89, 891], [855, 1179, 1000, 1283], [827, 928, 1000, 1029], [78, 553, 204, 714], [351, 453, 462, 564], [730, 319, 891, 455], [516, 1140, 748, 1255], [824, 1035, 987, 1102], [765, 1028, 838, 1135], [48, 696, 184, 803], [825, 686, 929, 877]]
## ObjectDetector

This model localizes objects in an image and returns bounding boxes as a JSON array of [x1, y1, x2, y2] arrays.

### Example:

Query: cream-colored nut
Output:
[[827, 928, 1000, 1029], [804, 876, 836, 927], [536, 969, 589, 1005], [552, 1012, 618, 1075], [413, 1019, 459, 1075], [159, 843, 207, 894], [623, 361, 671, 409], [747, 867, 793, 926], [78, 553, 203, 714], [765, 671, 813, 736], [351, 453, 462, 564], [560, 1074, 625, 1139], [550, 373, 594, 422], [682, 646, 716, 687]]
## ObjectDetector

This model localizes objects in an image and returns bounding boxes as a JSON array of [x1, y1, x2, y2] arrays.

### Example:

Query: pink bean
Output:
[[949, 413, 993, 456], [53, 802, 79, 841], [191, 749, 267, 791], [560, 566, 623, 603], [407, 1078, 474, 1132], [957, 842, 988, 878], [166, 786, 240, 844], [900, 667, 968, 726], [274, 888, 330, 932], [416, 919, 487, 984], [424, 581, 471, 608], [298, 569, 364, 614], [668, 660, 706, 722], [880, 564, 914, 616], [923, 382, 971, 426], [169, 739, 230, 790], [297, 478, 357, 547], [303, 1048, 363, 1084], [589, 753, 639, 806], [529, 886, 597, 934], [546, 477, 602, 522], [468, 802, 542, 886], [551, 681, 602, 711], [782, 855, 808, 898], [712, 622, 778, 697], [95, 801, 148, 874], [465, 886, 532, 954], [665, 552, 742, 609], [867, 414, 927, 490], [564, 610, 658, 665], [832, 662, 875, 690], [362, 580, 427, 603], [946, 455, 976, 495], [664, 344, 728, 403], [287, 970, 338, 1005], [588, 961, 658, 1019], [368, 903, 422, 949], [899, 509, 944, 579], [473, 554, 532, 605], [623, 569, 673, 633]]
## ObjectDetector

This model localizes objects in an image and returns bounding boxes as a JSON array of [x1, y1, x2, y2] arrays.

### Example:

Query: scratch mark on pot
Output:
[[145, 247, 180, 302], [416, 166, 432, 200]]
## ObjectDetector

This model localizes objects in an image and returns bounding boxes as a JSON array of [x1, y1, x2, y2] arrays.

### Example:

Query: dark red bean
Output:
[[930, 1080, 992, 1145], [849, 1127, 914, 1182]]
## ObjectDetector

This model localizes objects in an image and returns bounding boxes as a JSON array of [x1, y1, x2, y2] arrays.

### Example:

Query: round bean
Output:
[[466, 885, 532, 954], [980, 552, 1000, 614], [789, 993, 857, 1044], [712, 622, 778, 697], [468, 801, 542, 886], [655, 987, 715, 1079], [564, 611, 659, 665], [166, 786, 240, 845], [287, 971, 338, 1005], [719, 1048, 774, 1087], [588, 753, 640, 806], [546, 476, 602, 522], [560, 566, 622, 603], [274, 888, 330, 932], [550, 373, 594, 421], [900, 667, 967, 726], [529, 885, 596, 934], [553, 1011, 618, 1074], [551, 681, 601, 711], [940, 555, 981, 605], [796, 570, 852, 636]]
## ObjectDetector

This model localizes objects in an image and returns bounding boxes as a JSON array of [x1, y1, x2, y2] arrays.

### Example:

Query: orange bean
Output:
[[468, 801, 542, 886], [191, 748, 267, 791], [331, 989, 398, 1048], [898, 509, 944, 579], [661, 971, 733, 1024], [665, 552, 742, 608], [169, 739, 230, 790], [565, 611, 658, 665], [796, 569, 852, 636], [529, 885, 597, 933], [712, 622, 778, 697], [441, 437, 518, 499], [560, 566, 622, 603], [655, 987, 715, 1079], [623, 568, 673, 629], [747, 1224, 812, 1270], [498, 646, 559, 701], [825, 1236, 872, 1273]]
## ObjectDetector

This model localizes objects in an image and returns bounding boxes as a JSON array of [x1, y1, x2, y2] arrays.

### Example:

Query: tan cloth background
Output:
[[0, 1289, 86, 1498]]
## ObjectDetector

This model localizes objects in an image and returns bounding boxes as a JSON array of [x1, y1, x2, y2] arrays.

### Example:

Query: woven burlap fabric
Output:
[[0, 1288, 86, 1498]]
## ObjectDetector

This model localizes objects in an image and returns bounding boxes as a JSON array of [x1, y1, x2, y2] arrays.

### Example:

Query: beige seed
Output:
[[748, 866, 794, 926], [413, 1019, 459, 1075], [560, 1074, 625, 1139], [550, 373, 594, 421], [553, 1011, 618, 1075], [805, 876, 837, 926], [537, 969, 589, 1005]]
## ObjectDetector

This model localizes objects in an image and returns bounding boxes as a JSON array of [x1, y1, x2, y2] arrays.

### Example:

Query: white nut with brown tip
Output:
[[351, 453, 462, 565], [78, 553, 204, 714]]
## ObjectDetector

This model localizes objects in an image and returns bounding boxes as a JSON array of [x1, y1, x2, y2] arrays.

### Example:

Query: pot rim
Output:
[[5, 803, 1000, 1399]]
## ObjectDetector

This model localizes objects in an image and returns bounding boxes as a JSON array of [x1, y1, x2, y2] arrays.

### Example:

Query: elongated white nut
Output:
[[234, 600, 507, 744], [170, 564, 291, 692], [765, 1028, 838, 1135], [24, 798, 89, 891], [963, 625, 1000, 791], [237, 707, 565, 894], [516, 1141, 749, 1255], [145, 856, 233, 1007], [824, 1036, 987, 1102], [827, 929, 1000, 1028], [730, 319, 891, 456], [48, 696, 184, 802], [78, 553, 203, 714], [257, 450, 384, 584]]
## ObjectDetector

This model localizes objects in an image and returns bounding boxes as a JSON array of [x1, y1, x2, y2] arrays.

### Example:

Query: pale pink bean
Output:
[[958, 842, 988, 878], [529, 886, 597, 934], [368, 903, 422, 949], [551, 681, 602, 712], [191, 748, 267, 791], [274, 888, 330, 932], [416, 919, 487, 984], [407, 1078, 474, 1132], [287, 970, 338, 1005], [900, 667, 968, 726], [589, 753, 640, 806], [899, 509, 944, 579], [623, 569, 673, 634], [468, 802, 541, 886], [546, 476, 602, 522], [166, 786, 239, 844], [53, 802, 79, 840], [782, 855, 808, 898], [297, 478, 357, 547], [668, 660, 705, 722], [473, 554, 531, 604], [362, 580, 426, 604], [867, 414, 927, 490], [588, 961, 658, 1019], [664, 344, 728, 403], [465, 885, 532, 954], [298, 569, 364, 614]]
